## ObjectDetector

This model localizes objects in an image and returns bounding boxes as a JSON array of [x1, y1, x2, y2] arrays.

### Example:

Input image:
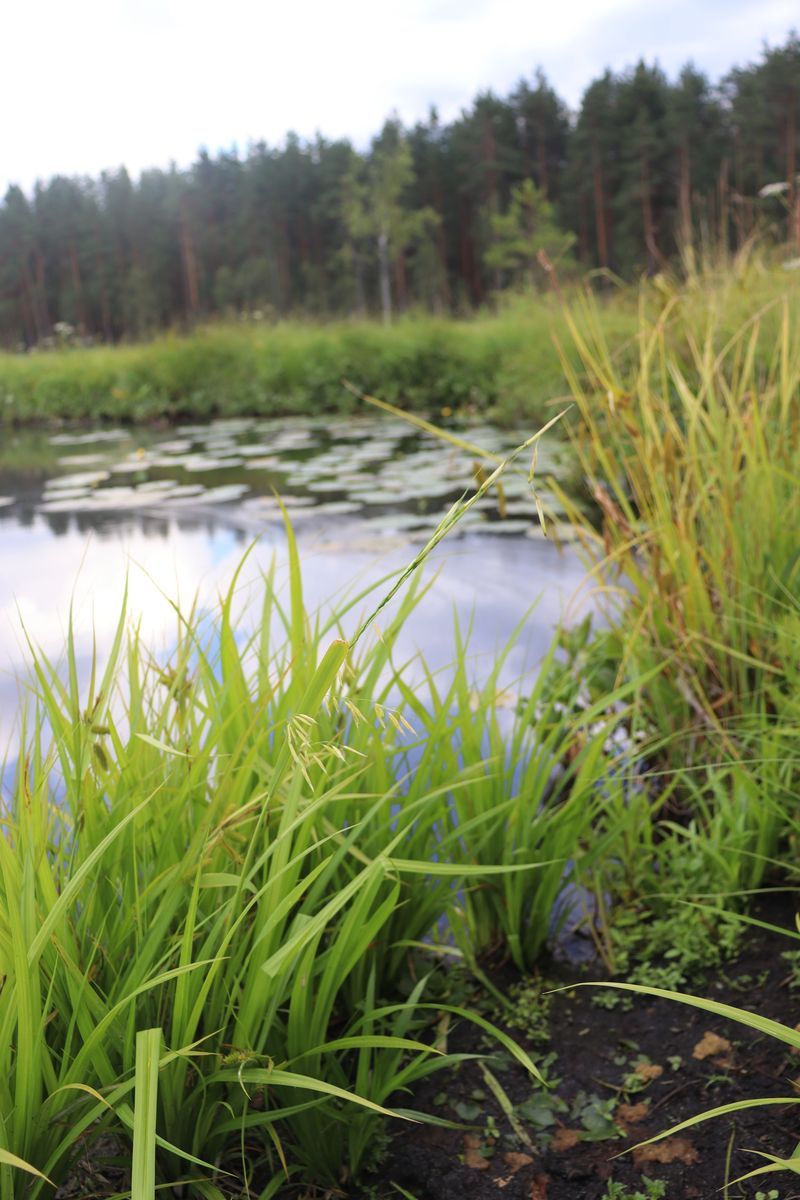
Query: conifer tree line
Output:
[[2, 33, 799, 345]]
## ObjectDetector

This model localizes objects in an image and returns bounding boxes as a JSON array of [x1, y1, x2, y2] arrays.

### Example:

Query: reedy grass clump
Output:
[[0, 500, 624, 1195], [547, 263, 800, 1181], [553, 278, 800, 891], [359, 263, 799, 942]]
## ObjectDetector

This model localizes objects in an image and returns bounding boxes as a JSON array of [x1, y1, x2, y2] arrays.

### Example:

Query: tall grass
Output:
[[550, 273, 800, 888], [0, 301, 608, 427], [548, 254, 800, 1190], [0, 499, 621, 1195], [356, 257, 799, 928]]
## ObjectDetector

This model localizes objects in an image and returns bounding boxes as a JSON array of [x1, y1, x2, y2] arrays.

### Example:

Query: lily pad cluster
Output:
[[10, 414, 580, 544]]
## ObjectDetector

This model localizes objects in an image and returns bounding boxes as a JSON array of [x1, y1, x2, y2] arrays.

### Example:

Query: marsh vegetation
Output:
[[0, 255, 798, 1199]]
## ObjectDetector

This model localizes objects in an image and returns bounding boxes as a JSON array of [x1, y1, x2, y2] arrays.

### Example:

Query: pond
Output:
[[0, 414, 592, 749]]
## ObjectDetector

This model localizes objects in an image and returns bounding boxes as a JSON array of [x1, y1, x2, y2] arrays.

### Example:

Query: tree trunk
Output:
[[353, 251, 367, 318], [69, 242, 88, 333], [433, 183, 452, 310], [591, 147, 609, 268], [578, 194, 589, 262], [537, 121, 549, 196], [99, 268, 114, 342], [393, 250, 407, 312], [179, 197, 200, 318], [718, 158, 730, 260], [482, 118, 498, 210], [786, 91, 797, 248], [679, 141, 692, 251], [34, 250, 51, 335], [311, 220, 326, 312], [19, 268, 37, 345], [378, 230, 392, 325], [458, 205, 470, 301], [436, 222, 451, 311], [641, 158, 660, 273], [276, 220, 291, 310], [458, 204, 483, 306]]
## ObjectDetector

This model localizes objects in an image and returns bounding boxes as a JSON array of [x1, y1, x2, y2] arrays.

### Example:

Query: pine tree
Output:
[[0, 31, 797, 343], [485, 179, 574, 288]]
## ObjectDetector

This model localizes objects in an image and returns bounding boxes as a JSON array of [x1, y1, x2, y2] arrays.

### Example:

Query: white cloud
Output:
[[2, 0, 797, 192]]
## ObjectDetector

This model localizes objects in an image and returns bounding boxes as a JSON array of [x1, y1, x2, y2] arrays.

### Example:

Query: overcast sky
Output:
[[3, 0, 797, 194]]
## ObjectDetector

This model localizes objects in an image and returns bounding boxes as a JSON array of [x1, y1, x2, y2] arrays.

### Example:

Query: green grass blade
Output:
[[131, 1029, 161, 1200]]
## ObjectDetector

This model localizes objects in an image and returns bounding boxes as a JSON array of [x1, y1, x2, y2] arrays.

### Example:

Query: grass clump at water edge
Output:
[[0, 474, 629, 1195]]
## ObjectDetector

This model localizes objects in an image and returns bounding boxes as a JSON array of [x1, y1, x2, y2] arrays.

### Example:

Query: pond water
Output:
[[0, 414, 592, 750]]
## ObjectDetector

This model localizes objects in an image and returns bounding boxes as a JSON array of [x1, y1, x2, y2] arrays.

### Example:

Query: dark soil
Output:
[[374, 893, 800, 1200]]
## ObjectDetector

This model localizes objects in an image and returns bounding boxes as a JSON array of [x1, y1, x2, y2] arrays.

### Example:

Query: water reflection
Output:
[[0, 416, 592, 756]]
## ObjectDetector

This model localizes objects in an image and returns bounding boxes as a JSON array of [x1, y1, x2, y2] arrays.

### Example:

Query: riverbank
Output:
[[1, 262, 797, 428], [0, 298, 615, 427]]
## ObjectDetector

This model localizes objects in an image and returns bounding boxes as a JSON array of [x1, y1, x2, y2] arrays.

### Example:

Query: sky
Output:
[[3, 0, 797, 194]]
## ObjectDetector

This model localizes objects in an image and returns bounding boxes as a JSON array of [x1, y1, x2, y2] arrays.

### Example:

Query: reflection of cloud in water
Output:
[[0, 513, 592, 755]]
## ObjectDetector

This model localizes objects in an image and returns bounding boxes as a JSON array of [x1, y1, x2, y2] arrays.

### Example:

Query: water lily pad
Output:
[[254, 502, 320, 521], [57, 453, 109, 467], [201, 441, 241, 456], [309, 500, 363, 516], [10, 417, 580, 563], [110, 460, 152, 475], [159, 484, 206, 500], [174, 424, 215, 436], [48, 429, 128, 446], [316, 532, 410, 555], [271, 433, 315, 450], [87, 487, 140, 508], [363, 512, 440, 533], [304, 480, 345, 494], [39, 486, 91, 502], [328, 428, 372, 442], [205, 419, 254, 436], [244, 456, 283, 470], [241, 495, 316, 512], [183, 456, 244, 472], [337, 472, 373, 486], [198, 484, 250, 504], [45, 470, 110, 490], [136, 480, 178, 493]]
